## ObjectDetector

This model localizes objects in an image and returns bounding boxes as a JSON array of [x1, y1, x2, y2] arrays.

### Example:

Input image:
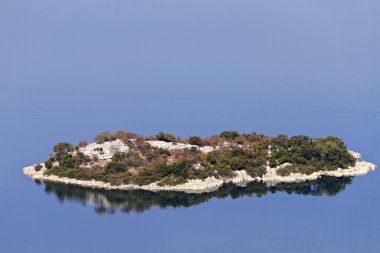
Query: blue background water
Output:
[[0, 0, 379, 252]]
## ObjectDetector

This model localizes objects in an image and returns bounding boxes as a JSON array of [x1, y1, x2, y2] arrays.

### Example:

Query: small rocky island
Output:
[[23, 130, 376, 193]]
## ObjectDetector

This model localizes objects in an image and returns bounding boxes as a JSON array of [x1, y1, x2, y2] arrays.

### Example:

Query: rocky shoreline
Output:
[[22, 152, 376, 194]]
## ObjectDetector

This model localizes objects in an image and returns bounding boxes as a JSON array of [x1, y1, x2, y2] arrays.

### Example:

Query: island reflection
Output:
[[37, 176, 353, 215]]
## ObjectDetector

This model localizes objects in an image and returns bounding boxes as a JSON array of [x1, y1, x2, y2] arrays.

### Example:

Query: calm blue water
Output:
[[1, 1, 379, 252]]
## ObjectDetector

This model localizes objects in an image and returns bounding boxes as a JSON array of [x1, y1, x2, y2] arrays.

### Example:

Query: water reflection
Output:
[[37, 177, 353, 215]]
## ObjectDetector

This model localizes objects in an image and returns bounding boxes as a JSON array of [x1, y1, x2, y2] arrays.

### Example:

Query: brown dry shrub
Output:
[[188, 136, 203, 146], [34, 164, 43, 171], [78, 140, 88, 147], [135, 137, 151, 153], [113, 130, 139, 143], [94, 132, 115, 143], [247, 133, 271, 144], [206, 135, 222, 147]]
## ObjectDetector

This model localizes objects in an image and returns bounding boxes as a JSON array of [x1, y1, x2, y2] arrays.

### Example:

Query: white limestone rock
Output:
[[79, 139, 129, 160], [146, 140, 213, 153]]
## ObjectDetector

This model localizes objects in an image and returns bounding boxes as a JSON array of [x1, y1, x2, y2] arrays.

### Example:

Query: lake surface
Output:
[[1, 105, 379, 253], [38, 177, 355, 215], [1, 0, 379, 252]]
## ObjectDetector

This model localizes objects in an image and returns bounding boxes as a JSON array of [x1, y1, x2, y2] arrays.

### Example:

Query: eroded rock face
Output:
[[79, 140, 213, 160], [146, 140, 213, 153], [79, 139, 130, 160], [199, 146, 214, 153]]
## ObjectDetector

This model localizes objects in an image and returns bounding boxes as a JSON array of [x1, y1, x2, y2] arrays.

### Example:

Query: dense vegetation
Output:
[[42, 130, 356, 186]]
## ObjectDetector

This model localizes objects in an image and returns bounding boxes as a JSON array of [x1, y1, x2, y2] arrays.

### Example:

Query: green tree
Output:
[[220, 131, 239, 140], [156, 132, 176, 142], [53, 142, 73, 155], [53, 142, 74, 162]]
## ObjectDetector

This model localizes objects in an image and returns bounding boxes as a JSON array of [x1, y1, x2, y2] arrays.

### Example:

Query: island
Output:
[[23, 130, 376, 193]]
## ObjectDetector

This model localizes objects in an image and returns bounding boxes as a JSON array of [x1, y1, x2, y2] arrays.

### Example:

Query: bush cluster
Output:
[[146, 148, 170, 161], [220, 131, 240, 140], [155, 132, 177, 142], [93, 130, 140, 143], [44, 142, 91, 171], [270, 135, 356, 175]]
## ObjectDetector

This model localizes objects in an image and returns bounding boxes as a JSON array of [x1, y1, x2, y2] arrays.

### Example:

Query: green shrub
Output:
[[206, 153, 217, 165], [156, 132, 176, 142], [44, 155, 55, 169], [73, 151, 91, 165], [112, 152, 128, 163], [132, 160, 194, 186], [111, 151, 141, 167], [276, 164, 318, 176], [220, 131, 239, 140], [230, 156, 245, 170], [214, 164, 235, 178], [276, 165, 292, 176], [60, 155, 76, 168], [245, 166, 266, 178], [269, 158, 277, 168], [146, 148, 170, 161], [105, 162, 127, 173]]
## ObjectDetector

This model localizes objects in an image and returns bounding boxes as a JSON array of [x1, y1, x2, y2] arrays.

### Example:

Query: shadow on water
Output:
[[35, 177, 353, 215]]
